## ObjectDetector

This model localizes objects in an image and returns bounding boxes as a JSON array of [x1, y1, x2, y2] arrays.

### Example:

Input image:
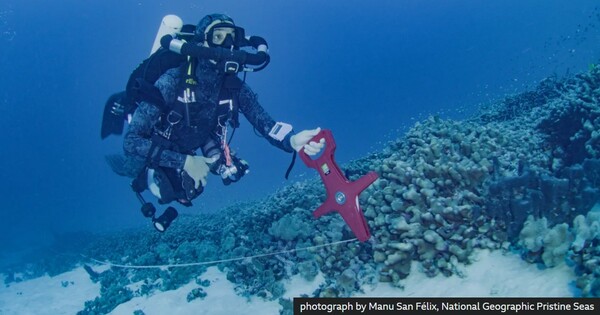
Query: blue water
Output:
[[0, 0, 598, 254]]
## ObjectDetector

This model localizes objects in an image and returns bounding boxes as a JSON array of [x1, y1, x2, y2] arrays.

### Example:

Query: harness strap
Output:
[[146, 134, 172, 167], [219, 74, 243, 128], [145, 59, 198, 168], [215, 74, 244, 167]]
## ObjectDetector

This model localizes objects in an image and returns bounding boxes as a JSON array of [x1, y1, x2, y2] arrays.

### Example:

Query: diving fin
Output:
[[101, 91, 127, 139]]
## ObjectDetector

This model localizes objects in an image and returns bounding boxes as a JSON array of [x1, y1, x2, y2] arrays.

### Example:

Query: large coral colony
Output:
[[5, 66, 600, 313]]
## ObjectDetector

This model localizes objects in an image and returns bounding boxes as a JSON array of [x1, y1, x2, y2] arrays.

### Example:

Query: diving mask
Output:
[[206, 23, 246, 48], [211, 27, 236, 46]]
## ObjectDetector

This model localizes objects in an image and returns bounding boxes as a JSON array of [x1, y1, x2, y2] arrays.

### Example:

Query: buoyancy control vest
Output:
[[145, 58, 243, 165], [137, 57, 247, 206]]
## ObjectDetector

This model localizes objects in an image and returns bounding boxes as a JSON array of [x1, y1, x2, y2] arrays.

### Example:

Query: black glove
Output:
[[248, 36, 268, 50], [181, 169, 205, 202]]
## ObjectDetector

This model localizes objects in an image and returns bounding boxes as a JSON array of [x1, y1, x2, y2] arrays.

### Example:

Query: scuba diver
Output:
[[101, 17, 270, 140], [120, 13, 325, 231]]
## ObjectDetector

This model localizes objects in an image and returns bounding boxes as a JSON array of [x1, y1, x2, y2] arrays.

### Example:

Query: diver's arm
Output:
[[123, 69, 188, 169], [123, 102, 187, 169], [161, 35, 268, 67], [238, 84, 295, 153]]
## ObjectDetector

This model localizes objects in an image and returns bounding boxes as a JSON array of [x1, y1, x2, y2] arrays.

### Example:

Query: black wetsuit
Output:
[[124, 48, 188, 111], [123, 59, 295, 173], [101, 48, 188, 140]]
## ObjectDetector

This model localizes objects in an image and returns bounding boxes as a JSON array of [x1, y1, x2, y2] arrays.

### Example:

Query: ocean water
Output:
[[0, 0, 599, 313]]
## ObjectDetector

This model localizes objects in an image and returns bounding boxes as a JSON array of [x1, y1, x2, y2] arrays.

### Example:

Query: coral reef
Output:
[[4, 61, 600, 314], [518, 215, 573, 267]]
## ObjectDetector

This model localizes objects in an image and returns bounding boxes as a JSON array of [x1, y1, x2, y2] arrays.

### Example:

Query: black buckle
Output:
[[167, 110, 183, 125], [224, 61, 240, 73], [181, 170, 204, 201]]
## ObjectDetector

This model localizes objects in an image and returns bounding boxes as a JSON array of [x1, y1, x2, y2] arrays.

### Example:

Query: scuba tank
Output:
[[151, 14, 183, 56]]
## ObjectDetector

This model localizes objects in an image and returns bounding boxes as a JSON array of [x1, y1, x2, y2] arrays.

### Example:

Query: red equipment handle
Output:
[[299, 129, 378, 242]]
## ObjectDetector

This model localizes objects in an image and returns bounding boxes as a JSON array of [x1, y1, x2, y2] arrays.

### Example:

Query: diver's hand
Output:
[[290, 127, 325, 156], [183, 155, 218, 189], [248, 35, 268, 51]]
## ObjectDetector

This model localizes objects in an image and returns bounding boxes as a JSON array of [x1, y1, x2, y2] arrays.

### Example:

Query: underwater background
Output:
[[1, 0, 600, 314]]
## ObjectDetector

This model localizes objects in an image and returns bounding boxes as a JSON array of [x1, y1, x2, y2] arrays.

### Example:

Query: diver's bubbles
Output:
[[0, 8, 15, 41]]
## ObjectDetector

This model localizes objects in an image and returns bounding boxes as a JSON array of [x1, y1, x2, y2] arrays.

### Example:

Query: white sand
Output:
[[0, 249, 577, 315], [357, 249, 576, 298], [0, 267, 101, 315]]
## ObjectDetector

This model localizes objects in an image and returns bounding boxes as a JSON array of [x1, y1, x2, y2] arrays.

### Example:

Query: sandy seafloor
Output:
[[0, 249, 577, 315]]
